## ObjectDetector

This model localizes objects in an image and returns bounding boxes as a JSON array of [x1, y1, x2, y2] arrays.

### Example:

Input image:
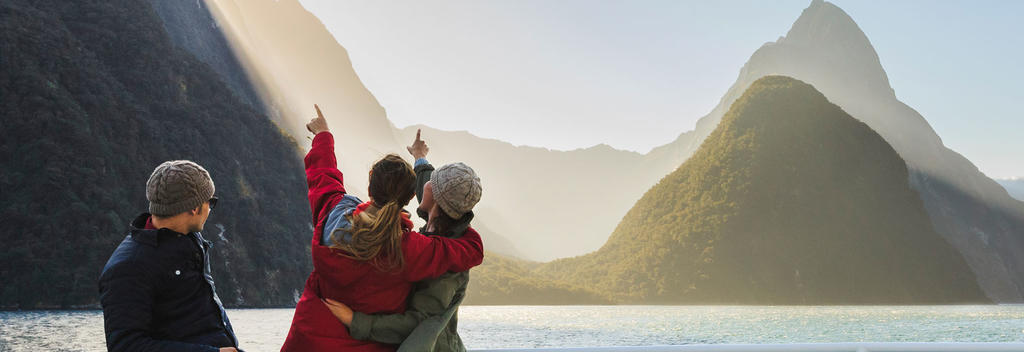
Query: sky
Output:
[[297, 0, 1022, 179]]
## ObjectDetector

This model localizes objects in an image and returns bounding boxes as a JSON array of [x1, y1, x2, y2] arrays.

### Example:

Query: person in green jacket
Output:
[[323, 129, 483, 352]]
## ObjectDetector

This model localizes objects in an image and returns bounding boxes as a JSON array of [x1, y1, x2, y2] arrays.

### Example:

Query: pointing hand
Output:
[[306, 104, 329, 135], [407, 129, 429, 160]]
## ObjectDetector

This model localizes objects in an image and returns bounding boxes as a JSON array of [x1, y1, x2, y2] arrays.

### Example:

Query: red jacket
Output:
[[281, 132, 484, 351]]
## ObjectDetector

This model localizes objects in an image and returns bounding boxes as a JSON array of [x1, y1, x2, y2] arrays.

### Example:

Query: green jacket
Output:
[[348, 161, 472, 352]]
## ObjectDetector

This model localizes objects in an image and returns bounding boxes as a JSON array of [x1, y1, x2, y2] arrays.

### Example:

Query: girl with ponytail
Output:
[[282, 105, 484, 352], [330, 153, 417, 272]]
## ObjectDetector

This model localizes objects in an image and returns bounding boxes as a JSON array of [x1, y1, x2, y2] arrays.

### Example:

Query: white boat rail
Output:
[[473, 342, 1024, 352]]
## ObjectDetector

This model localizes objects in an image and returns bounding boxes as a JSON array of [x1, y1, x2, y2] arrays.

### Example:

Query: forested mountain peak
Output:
[[538, 76, 987, 304]]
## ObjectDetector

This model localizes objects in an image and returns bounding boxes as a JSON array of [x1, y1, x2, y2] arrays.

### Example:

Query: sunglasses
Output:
[[208, 196, 219, 210]]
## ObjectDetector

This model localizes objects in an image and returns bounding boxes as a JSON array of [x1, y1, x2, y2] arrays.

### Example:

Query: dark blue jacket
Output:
[[98, 213, 238, 352]]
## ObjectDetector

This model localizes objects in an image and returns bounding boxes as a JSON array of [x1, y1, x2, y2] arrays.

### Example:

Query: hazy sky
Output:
[[298, 0, 1022, 179]]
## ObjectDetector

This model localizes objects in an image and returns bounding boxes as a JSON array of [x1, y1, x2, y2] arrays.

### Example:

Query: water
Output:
[[2, 306, 1023, 351]]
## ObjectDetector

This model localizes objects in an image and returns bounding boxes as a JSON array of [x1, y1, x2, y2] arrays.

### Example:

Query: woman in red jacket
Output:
[[281, 105, 484, 351]]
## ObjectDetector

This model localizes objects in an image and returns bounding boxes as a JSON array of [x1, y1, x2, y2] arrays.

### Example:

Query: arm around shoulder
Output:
[[402, 228, 483, 282], [349, 273, 466, 344]]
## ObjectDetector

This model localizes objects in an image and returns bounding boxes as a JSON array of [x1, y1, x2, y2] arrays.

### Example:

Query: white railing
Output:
[[473, 342, 1024, 352]]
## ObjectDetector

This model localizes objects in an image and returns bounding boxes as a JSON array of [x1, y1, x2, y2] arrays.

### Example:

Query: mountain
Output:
[[129, 0, 1024, 304], [997, 178, 1024, 202], [179, 1, 1024, 279], [463, 252, 613, 305], [0, 0, 312, 308], [538, 76, 987, 304], [8, 0, 1016, 307], [176, 0, 678, 261], [643, 0, 1024, 302]]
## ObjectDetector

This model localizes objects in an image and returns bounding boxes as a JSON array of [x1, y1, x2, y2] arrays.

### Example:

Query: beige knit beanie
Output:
[[429, 162, 482, 219], [146, 160, 215, 217]]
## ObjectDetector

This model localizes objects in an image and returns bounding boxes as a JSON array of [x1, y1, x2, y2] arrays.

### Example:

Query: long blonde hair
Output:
[[331, 154, 416, 272]]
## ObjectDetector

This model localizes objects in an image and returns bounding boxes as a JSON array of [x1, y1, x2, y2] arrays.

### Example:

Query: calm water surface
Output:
[[2, 306, 1023, 351]]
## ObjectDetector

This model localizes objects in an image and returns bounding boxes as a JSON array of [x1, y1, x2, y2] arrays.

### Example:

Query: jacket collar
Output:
[[420, 211, 474, 238], [129, 213, 202, 247]]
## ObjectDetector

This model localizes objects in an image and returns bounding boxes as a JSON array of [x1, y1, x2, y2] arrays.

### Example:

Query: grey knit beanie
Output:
[[430, 162, 482, 219], [146, 160, 216, 217]]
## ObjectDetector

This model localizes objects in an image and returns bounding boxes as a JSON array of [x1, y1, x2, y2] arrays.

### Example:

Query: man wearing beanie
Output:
[[98, 160, 240, 352], [322, 130, 483, 352]]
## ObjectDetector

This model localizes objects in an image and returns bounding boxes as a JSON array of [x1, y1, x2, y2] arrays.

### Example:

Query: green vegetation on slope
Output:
[[535, 76, 986, 304], [0, 0, 311, 308], [464, 252, 613, 305]]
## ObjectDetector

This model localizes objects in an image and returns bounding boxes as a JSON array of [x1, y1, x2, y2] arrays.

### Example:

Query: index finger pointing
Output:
[[314, 104, 324, 119], [416, 129, 421, 141]]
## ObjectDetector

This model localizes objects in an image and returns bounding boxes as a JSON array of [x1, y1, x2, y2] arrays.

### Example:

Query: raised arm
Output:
[[407, 129, 434, 203], [402, 228, 483, 282], [304, 104, 347, 228]]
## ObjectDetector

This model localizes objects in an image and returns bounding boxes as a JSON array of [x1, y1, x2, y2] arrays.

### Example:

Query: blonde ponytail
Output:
[[330, 154, 415, 272]]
